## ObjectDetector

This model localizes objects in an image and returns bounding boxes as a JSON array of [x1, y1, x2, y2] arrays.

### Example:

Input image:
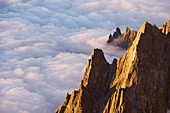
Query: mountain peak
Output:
[[91, 48, 106, 62], [161, 20, 170, 34], [56, 21, 170, 113], [56, 48, 117, 113], [107, 27, 122, 43], [125, 27, 131, 32], [107, 26, 137, 49], [81, 48, 109, 88], [105, 21, 170, 113], [138, 21, 154, 33]]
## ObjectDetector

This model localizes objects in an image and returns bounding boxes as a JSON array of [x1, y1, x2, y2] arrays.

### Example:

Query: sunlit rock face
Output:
[[55, 21, 170, 113], [104, 21, 170, 113], [56, 48, 117, 113], [161, 20, 170, 35]]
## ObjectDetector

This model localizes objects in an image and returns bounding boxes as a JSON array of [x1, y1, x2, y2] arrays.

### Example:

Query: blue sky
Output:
[[0, 0, 170, 113]]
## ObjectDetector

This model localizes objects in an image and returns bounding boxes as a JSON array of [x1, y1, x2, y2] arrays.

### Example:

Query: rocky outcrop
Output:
[[56, 49, 117, 113], [118, 27, 137, 49], [55, 21, 170, 113], [107, 27, 122, 43], [104, 22, 170, 113], [161, 20, 170, 35], [107, 27, 137, 49]]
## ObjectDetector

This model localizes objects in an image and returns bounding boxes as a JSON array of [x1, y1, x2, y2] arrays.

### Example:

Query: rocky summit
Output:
[[107, 27, 137, 49], [161, 20, 170, 35], [55, 20, 170, 113], [107, 27, 122, 43]]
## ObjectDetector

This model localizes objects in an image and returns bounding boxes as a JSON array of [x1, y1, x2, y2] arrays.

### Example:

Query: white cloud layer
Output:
[[0, 0, 169, 113]]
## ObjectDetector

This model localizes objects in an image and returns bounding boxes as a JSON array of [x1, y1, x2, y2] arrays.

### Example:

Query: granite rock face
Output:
[[56, 21, 170, 113], [104, 22, 170, 113], [161, 20, 170, 35], [56, 49, 117, 113]]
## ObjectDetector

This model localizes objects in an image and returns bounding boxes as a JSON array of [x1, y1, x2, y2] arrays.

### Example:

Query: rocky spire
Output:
[[55, 21, 170, 113], [115, 27, 121, 36], [107, 26, 137, 49], [56, 49, 117, 113], [161, 20, 170, 35], [104, 21, 170, 113], [118, 27, 137, 49], [107, 27, 122, 43]]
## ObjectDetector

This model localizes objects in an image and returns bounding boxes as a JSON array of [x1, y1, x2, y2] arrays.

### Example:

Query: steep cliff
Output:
[[56, 21, 170, 113], [104, 22, 170, 113], [56, 49, 117, 113]]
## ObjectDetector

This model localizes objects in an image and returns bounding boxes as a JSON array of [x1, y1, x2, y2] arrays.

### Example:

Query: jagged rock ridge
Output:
[[104, 21, 170, 113], [56, 49, 117, 113], [107, 27, 137, 49], [108, 20, 170, 49], [107, 27, 122, 43], [56, 21, 170, 113]]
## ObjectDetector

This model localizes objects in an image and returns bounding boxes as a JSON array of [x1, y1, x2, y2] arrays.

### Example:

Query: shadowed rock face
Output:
[[107, 27, 122, 43], [55, 21, 170, 113], [118, 27, 137, 49], [107, 27, 137, 49]]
